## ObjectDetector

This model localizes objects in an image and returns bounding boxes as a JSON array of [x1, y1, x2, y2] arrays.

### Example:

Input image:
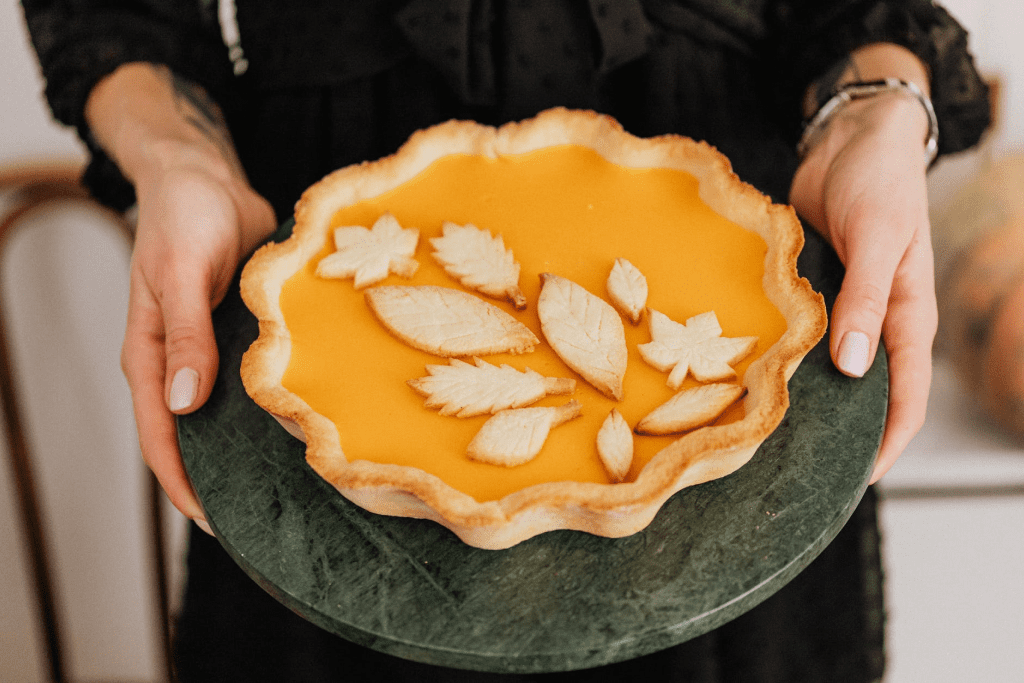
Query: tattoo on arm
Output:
[[806, 55, 865, 116], [156, 66, 244, 172]]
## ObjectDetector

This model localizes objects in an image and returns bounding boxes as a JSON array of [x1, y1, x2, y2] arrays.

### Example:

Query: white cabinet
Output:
[[879, 359, 1024, 683]]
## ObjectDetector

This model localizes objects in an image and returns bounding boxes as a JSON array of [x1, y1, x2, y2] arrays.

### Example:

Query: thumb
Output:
[[829, 277, 890, 379], [162, 266, 220, 415], [828, 217, 905, 379]]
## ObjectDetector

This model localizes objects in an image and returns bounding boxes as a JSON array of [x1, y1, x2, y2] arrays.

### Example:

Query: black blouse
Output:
[[22, 0, 990, 215]]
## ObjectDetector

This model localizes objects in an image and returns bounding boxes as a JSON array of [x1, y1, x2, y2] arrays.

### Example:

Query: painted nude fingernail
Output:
[[169, 367, 199, 411], [837, 331, 870, 378], [193, 518, 214, 536]]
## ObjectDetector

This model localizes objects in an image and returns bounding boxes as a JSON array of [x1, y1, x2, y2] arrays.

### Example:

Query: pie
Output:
[[239, 108, 827, 549]]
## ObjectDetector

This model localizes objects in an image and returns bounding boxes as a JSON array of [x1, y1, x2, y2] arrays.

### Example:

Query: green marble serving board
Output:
[[178, 223, 885, 674]]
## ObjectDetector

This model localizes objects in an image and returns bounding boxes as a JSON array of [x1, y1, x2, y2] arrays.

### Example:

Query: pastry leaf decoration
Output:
[[638, 310, 757, 388], [635, 383, 746, 435], [596, 409, 633, 482], [408, 358, 576, 417], [467, 401, 582, 467], [316, 212, 419, 288], [431, 222, 527, 309], [605, 257, 648, 325], [365, 285, 539, 357], [537, 273, 628, 400]]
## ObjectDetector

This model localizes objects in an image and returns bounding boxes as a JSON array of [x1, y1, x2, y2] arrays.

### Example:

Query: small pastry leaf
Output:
[[316, 212, 419, 288], [467, 401, 582, 467], [596, 409, 633, 482], [606, 258, 648, 325], [635, 383, 746, 435]]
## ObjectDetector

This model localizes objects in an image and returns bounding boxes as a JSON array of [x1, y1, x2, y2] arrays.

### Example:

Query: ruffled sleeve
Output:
[[767, 0, 990, 157], [20, 0, 234, 208]]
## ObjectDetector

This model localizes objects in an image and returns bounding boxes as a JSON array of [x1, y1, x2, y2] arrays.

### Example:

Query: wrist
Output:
[[803, 43, 931, 118], [85, 63, 240, 187], [799, 79, 937, 166], [131, 136, 240, 192]]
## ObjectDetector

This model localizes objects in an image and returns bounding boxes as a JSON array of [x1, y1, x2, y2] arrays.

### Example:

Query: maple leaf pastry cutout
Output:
[[316, 212, 419, 288], [638, 310, 758, 389]]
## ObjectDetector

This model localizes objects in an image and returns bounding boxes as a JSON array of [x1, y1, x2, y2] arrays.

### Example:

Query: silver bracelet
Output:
[[797, 77, 939, 166]]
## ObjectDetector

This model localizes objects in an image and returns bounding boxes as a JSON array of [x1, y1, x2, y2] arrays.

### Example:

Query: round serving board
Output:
[[179, 223, 885, 673]]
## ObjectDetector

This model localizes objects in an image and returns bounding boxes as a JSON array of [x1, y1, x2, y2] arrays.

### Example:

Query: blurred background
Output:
[[1, 0, 1022, 680]]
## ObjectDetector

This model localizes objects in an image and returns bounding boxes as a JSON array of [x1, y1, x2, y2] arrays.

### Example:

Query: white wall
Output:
[[927, 0, 1024, 201], [945, 0, 1024, 154], [0, 3, 85, 161], [0, 0, 1022, 681], [0, 2, 179, 680], [879, 358, 1024, 683]]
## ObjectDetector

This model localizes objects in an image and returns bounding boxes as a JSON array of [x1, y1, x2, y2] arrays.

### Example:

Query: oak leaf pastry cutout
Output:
[[638, 310, 758, 389], [316, 212, 419, 288], [635, 383, 746, 435], [606, 258, 648, 325], [407, 357, 576, 417], [431, 222, 527, 309], [596, 409, 633, 483], [537, 273, 628, 400], [365, 285, 539, 357], [467, 400, 583, 467]]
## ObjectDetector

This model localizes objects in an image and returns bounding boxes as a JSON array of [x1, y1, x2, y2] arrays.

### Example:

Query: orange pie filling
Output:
[[278, 145, 788, 502]]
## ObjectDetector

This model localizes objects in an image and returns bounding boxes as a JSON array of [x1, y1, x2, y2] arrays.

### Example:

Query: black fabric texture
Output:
[[21, 0, 990, 212]]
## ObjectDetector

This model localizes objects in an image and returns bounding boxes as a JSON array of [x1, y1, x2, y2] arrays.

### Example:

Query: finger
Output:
[[827, 163, 933, 376], [827, 198, 910, 378], [236, 190, 278, 257], [870, 238, 937, 483], [159, 258, 220, 416], [122, 272, 209, 526], [870, 337, 932, 483], [788, 151, 828, 233]]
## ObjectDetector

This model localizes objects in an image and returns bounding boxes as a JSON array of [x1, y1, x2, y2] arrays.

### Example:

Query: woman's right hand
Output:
[[87, 64, 276, 529], [789, 44, 937, 485]]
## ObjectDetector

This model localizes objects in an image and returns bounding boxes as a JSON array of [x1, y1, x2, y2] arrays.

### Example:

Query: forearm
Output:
[[85, 62, 274, 260], [84, 62, 243, 189]]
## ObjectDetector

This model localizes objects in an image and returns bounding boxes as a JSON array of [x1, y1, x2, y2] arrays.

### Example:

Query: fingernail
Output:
[[193, 517, 214, 536], [169, 367, 199, 411], [837, 331, 871, 377]]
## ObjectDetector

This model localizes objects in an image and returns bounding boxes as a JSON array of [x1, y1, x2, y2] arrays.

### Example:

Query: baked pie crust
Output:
[[240, 108, 827, 549]]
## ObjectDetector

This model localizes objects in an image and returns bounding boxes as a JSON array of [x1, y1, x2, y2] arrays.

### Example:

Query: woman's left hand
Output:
[[790, 89, 936, 483]]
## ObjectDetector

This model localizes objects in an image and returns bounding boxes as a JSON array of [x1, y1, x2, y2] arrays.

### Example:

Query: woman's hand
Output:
[[123, 155, 274, 528], [790, 88, 935, 483], [88, 64, 276, 528]]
